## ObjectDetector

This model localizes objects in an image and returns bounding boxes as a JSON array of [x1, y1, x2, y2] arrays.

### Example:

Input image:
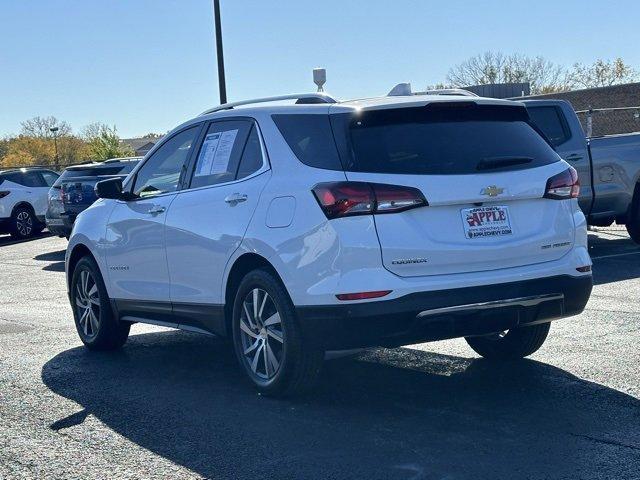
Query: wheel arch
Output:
[[11, 201, 36, 217], [224, 253, 285, 336], [67, 243, 98, 290]]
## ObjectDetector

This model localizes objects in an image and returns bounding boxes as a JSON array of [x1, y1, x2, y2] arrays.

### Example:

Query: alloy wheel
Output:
[[74, 270, 101, 339], [16, 211, 33, 237], [239, 288, 284, 380]]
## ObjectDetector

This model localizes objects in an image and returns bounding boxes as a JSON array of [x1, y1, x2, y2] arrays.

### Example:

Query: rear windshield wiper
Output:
[[476, 156, 533, 171]]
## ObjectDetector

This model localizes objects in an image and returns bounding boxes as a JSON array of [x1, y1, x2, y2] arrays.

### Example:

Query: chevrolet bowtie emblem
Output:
[[480, 186, 504, 197]]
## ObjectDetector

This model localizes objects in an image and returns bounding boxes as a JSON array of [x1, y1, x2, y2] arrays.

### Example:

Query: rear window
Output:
[[55, 163, 137, 185], [272, 114, 343, 170], [332, 103, 561, 175]]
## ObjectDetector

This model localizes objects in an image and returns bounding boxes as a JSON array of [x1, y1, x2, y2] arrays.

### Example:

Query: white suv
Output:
[[66, 92, 593, 396], [0, 167, 60, 239]]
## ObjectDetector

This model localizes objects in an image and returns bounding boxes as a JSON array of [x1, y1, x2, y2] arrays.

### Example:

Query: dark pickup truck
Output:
[[524, 100, 640, 242], [46, 157, 140, 238]]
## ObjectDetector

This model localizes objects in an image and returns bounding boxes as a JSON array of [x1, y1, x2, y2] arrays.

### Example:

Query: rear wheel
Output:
[[232, 269, 324, 397], [71, 256, 130, 350], [10, 206, 40, 239], [465, 322, 551, 360]]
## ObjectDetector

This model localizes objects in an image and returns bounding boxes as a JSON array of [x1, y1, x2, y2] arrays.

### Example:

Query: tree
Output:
[[82, 123, 133, 160], [446, 51, 570, 94], [140, 132, 164, 139], [20, 116, 71, 138], [1, 136, 55, 167], [568, 58, 638, 89]]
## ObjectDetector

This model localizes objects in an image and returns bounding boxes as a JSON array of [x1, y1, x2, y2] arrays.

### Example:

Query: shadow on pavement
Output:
[[587, 231, 640, 285], [34, 249, 66, 272], [42, 331, 640, 479]]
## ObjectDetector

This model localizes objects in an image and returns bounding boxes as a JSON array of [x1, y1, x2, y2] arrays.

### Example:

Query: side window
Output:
[[41, 171, 60, 187], [20, 171, 46, 187], [272, 114, 343, 170], [236, 125, 264, 180], [2, 172, 25, 186], [190, 120, 252, 189], [133, 126, 200, 198], [527, 106, 570, 147]]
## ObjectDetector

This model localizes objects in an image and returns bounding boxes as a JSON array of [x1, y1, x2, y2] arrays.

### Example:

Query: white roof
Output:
[[331, 94, 523, 113], [174, 92, 525, 135]]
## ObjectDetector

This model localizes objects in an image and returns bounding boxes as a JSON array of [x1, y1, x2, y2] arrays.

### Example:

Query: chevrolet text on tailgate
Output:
[[65, 89, 593, 397]]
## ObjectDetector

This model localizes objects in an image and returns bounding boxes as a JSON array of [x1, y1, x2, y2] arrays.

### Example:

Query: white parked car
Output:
[[66, 92, 593, 396], [0, 167, 60, 239]]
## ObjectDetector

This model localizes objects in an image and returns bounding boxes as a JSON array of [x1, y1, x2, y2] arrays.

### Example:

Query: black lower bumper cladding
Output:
[[296, 275, 593, 350]]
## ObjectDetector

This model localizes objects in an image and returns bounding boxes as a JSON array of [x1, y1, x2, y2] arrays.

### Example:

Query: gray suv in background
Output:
[[46, 157, 140, 238]]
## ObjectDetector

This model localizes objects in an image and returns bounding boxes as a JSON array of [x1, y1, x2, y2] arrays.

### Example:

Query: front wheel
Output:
[[71, 256, 130, 350], [465, 322, 551, 360], [232, 269, 324, 397]]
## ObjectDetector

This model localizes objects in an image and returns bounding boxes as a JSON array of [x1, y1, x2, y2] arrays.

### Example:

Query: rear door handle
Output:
[[225, 193, 247, 204], [565, 154, 583, 162], [148, 206, 166, 215]]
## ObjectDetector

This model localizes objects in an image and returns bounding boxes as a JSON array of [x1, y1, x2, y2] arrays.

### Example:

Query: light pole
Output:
[[50, 127, 59, 170], [213, 0, 227, 104]]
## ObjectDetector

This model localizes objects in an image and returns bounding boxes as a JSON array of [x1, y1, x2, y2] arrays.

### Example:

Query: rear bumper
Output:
[[296, 274, 592, 350], [45, 213, 74, 237]]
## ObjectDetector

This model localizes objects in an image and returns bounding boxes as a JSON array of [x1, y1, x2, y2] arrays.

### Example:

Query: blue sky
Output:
[[1, 0, 639, 138]]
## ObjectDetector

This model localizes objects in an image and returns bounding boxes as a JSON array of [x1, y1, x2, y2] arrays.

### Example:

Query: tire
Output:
[[232, 268, 324, 397], [9, 206, 38, 239], [465, 322, 551, 360], [626, 193, 640, 243], [70, 256, 130, 350]]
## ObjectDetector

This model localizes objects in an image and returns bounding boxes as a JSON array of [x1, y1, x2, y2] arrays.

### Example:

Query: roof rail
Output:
[[419, 88, 478, 97], [200, 93, 338, 115]]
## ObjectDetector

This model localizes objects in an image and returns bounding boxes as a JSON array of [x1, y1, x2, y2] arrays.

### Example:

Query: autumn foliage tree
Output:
[[0, 117, 132, 169]]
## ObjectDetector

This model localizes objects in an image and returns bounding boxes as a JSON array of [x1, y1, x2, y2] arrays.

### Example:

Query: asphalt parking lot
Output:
[[0, 229, 639, 479]]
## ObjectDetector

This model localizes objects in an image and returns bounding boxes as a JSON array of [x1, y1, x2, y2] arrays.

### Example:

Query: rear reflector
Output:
[[336, 290, 392, 301], [312, 182, 427, 219], [544, 167, 580, 199], [576, 265, 592, 273]]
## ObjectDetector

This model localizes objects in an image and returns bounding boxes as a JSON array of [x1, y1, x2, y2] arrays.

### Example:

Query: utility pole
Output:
[[213, 0, 227, 104], [50, 127, 59, 170]]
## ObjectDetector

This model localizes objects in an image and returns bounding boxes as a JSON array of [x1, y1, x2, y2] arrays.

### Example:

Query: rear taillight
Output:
[[312, 182, 427, 219], [0, 191, 10, 199], [544, 167, 580, 200]]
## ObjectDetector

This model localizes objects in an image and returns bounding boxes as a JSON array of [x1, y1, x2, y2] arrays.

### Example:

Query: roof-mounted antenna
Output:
[[313, 68, 326, 92], [388, 82, 412, 96]]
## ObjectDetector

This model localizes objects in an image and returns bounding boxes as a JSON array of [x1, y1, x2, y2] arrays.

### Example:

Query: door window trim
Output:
[[180, 116, 270, 194], [121, 122, 206, 203]]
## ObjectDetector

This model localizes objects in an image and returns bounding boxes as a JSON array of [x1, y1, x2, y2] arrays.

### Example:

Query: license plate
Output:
[[461, 206, 513, 239]]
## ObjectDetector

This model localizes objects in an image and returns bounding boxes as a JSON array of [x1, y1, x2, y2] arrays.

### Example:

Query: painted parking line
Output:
[[592, 250, 640, 260]]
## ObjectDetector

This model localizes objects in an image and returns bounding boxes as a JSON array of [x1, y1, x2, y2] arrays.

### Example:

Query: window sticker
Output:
[[194, 129, 239, 177], [210, 129, 238, 174], [195, 133, 221, 176]]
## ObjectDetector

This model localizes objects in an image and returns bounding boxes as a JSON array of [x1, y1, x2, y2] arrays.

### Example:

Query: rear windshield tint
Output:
[[56, 163, 136, 183], [272, 114, 343, 170], [331, 103, 560, 175]]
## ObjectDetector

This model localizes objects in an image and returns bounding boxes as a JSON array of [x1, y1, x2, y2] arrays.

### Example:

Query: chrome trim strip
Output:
[[416, 293, 564, 318]]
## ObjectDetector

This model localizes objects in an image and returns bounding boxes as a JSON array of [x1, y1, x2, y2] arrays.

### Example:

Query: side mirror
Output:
[[95, 177, 127, 200]]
